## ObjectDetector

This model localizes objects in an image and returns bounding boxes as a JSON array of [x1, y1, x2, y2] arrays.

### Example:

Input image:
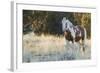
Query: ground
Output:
[[23, 32, 91, 63]]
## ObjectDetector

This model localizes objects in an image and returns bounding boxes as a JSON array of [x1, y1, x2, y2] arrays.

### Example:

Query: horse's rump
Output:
[[75, 25, 85, 41]]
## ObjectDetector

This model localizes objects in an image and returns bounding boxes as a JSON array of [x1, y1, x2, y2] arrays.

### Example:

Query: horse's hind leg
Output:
[[82, 27, 87, 52], [78, 39, 83, 52], [82, 39, 86, 52]]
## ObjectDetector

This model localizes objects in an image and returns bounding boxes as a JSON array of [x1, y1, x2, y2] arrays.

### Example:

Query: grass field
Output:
[[23, 32, 91, 63]]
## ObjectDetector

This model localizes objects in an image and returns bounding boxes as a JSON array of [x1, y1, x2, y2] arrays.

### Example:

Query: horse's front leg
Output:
[[72, 38, 75, 44], [64, 31, 70, 48]]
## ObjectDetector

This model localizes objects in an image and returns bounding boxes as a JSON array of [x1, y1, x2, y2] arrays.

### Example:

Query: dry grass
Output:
[[23, 32, 91, 62], [23, 32, 65, 54]]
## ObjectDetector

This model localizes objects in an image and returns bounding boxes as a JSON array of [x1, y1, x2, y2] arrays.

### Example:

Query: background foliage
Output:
[[23, 10, 91, 38]]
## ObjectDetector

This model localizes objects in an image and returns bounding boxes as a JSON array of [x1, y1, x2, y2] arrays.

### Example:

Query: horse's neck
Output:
[[67, 20, 74, 27]]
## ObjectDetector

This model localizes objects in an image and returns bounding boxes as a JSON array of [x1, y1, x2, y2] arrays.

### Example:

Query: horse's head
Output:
[[62, 17, 70, 38], [62, 17, 68, 32], [62, 17, 76, 42], [62, 17, 74, 32]]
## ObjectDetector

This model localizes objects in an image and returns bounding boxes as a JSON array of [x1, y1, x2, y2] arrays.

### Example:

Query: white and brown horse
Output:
[[62, 17, 87, 51]]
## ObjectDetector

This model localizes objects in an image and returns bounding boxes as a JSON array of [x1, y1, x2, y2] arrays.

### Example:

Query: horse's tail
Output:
[[84, 27, 87, 42], [82, 27, 87, 51]]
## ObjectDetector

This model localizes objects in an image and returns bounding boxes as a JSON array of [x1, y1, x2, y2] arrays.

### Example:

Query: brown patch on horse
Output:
[[64, 30, 73, 42]]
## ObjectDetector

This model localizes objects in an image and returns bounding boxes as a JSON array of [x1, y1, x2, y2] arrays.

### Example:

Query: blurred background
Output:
[[23, 10, 91, 38]]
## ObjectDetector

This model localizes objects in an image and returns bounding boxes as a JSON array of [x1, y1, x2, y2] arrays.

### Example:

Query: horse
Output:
[[62, 17, 87, 52]]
